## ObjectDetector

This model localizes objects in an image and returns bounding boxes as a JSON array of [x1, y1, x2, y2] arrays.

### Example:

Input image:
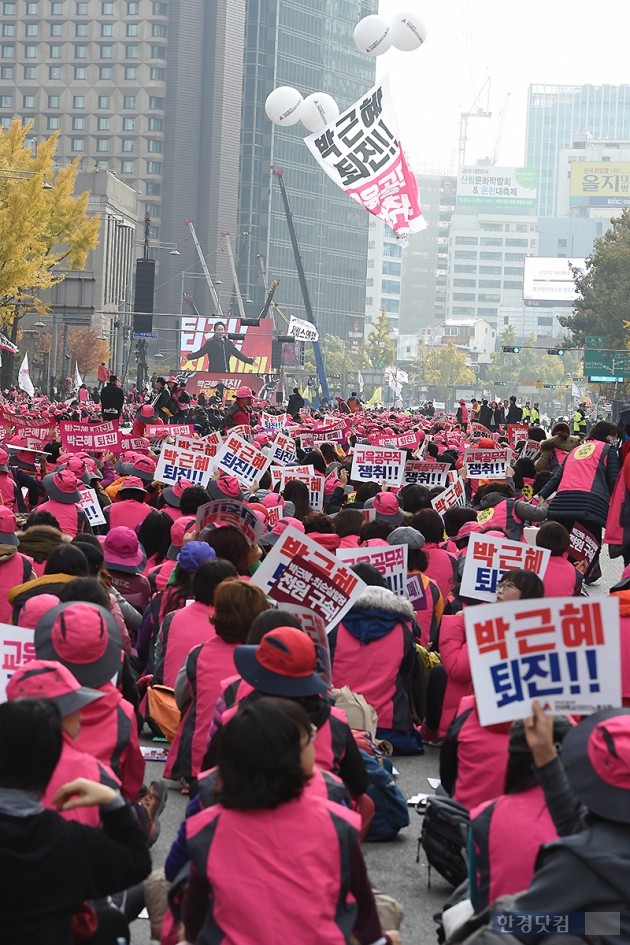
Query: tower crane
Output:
[[458, 76, 492, 167]]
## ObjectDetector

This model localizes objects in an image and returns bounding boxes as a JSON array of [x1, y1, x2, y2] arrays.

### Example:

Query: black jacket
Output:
[[478, 404, 493, 428], [505, 404, 523, 424], [287, 391, 304, 417], [99, 382, 124, 418], [188, 335, 255, 372]]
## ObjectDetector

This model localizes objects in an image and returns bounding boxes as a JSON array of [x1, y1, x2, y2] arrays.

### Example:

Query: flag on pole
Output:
[[74, 362, 83, 391], [18, 352, 35, 397], [366, 386, 382, 407], [357, 370, 364, 394], [0, 332, 18, 355]]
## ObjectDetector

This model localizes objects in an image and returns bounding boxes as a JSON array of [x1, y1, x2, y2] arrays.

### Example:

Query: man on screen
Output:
[[187, 321, 255, 372]]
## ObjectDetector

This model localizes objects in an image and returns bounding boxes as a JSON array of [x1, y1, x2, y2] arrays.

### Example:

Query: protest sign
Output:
[[432, 477, 466, 517], [213, 431, 271, 489], [372, 430, 423, 450], [119, 435, 152, 452], [228, 424, 252, 442], [78, 487, 106, 527], [261, 412, 288, 432], [350, 445, 405, 488], [336, 543, 408, 596], [155, 435, 216, 487], [269, 464, 314, 487], [464, 448, 511, 480], [471, 422, 492, 436], [465, 597, 621, 725], [144, 424, 194, 440], [60, 420, 120, 453], [19, 426, 56, 442], [274, 468, 325, 512], [311, 427, 344, 443], [461, 534, 551, 603], [268, 432, 297, 466], [195, 498, 264, 546], [402, 461, 449, 488], [518, 440, 541, 460], [304, 75, 425, 240], [288, 315, 319, 342], [567, 523, 599, 570], [251, 525, 365, 629], [298, 432, 315, 450], [507, 424, 530, 445], [0, 624, 36, 701]]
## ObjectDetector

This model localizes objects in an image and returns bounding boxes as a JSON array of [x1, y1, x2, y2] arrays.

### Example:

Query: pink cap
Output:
[[234, 386, 253, 399], [34, 602, 122, 688], [169, 515, 196, 549], [271, 516, 305, 537], [101, 526, 147, 572], [0, 506, 18, 546], [18, 594, 61, 630], [119, 476, 147, 494]]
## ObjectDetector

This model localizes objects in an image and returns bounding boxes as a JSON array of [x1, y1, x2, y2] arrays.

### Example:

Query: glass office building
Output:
[[526, 84, 630, 216], [237, 0, 377, 342]]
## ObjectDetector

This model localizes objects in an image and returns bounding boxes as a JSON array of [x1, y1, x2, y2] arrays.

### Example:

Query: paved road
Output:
[[132, 548, 624, 944]]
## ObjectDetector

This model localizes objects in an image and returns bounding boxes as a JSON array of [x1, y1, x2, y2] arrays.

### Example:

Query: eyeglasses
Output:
[[303, 724, 318, 744]]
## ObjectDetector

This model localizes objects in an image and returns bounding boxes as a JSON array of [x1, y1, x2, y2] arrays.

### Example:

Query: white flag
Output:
[[18, 352, 35, 397], [74, 362, 83, 391], [357, 370, 364, 394]]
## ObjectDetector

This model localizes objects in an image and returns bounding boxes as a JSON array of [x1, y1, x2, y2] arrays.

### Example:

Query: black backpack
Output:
[[417, 795, 469, 888]]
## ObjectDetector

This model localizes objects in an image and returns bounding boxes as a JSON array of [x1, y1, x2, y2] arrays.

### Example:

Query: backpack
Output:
[[359, 749, 410, 842], [332, 686, 378, 739], [418, 795, 469, 888]]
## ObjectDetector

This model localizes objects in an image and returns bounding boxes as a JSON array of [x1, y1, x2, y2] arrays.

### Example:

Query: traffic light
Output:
[[502, 345, 521, 354], [547, 347, 565, 356]]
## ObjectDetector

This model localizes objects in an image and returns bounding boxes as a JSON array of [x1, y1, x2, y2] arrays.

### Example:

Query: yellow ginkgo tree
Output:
[[0, 118, 100, 384]]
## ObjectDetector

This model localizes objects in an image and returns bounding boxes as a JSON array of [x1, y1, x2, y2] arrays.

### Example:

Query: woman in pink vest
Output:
[[38, 469, 90, 538], [535, 421, 581, 473], [34, 600, 146, 802], [153, 559, 238, 688], [100, 526, 151, 614], [6, 659, 120, 827], [0, 507, 35, 622], [165, 579, 271, 783], [0, 447, 21, 511], [537, 420, 620, 582], [469, 716, 572, 912], [535, 520, 583, 596], [183, 697, 399, 945], [105, 476, 153, 532], [410, 508, 457, 599], [146, 514, 196, 593], [136, 510, 172, 575]]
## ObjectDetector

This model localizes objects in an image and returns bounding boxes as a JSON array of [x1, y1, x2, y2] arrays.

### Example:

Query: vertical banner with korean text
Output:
[[465, 598, 621, 725], [304, 75, 426, 242]]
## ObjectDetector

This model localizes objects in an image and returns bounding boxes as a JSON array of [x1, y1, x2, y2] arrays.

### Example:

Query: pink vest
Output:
[[423, 544, 457, 599], [338, 535, 360, 548], [0, 554, 32, 623], [477, 500, 524, 541], [165, 636, 238, 780], [157, 601, 215, 688], [38, 499, 81, 537], [541, 554, 581, 597], [74, 681, 145, 801], [558, 439, 606, 493], [451, 695, 510, 812], [162, 504, 183, 522], [332, 623, 405, 728], [439, 614, 474, 738], [109, 498, 152, 531], [0, 472, 17, 511], [43, 732, 120, 827], [472, 786, 558, 908], [186, 794, 361, 945], [148, 559, 177, 592]]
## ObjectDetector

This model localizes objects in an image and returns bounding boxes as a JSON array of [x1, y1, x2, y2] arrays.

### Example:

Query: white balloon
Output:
[[353, 14, 393, 57], [390, 11, 427, 51], [264, 86, 304, 126], [300, 92, 340, 133]]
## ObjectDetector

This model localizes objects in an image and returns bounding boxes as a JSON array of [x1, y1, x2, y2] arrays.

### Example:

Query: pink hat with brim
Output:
[[43, 469, 82, 504], [6, 657, 104, 716], [163, 477, 193, 509], [100, 526, 147, 573], [18, 594, 61, 630], [234, 387, 253, 399], [562, 708, 630, 824], [259, 516, 305, 548], [208, 476, 244, 501], [34, 602, 122, 688], [167, 514, 196, 560]]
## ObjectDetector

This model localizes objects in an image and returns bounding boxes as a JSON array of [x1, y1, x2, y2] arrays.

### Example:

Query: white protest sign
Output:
[[464, 448, 512, 480], [195, 498, 264, 546], [461, 533, 551, 603], [155, 435, 216, 487], [431, 477, 466, 517], [275, 468, 325, 512], [78, 487, 106, 527], [261, 412, 288, 432], [519, 440, 541, 460], [465, 597, 621, 725], [0, 624, 37, 701], [402, 461, 450, 488], [268, 432, 297, 466], [288, 315, 319, 341], [269, 464, 314, 486], [251, 525, 365, 630], [350, 445, 405, 488], [337, 543, 407, 596], [213, 431, 271, 489]]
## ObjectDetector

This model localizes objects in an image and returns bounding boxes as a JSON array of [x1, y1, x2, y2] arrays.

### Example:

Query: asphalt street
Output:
[[132, 549, 624, 945]]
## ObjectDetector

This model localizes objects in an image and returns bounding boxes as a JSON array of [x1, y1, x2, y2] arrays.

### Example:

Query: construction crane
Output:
[[458, 76, 492, 167], [271, 168, 330, 402], [184, 219, 225, 318], [220, 231, 246, 319], [489, 92, 511, 165]]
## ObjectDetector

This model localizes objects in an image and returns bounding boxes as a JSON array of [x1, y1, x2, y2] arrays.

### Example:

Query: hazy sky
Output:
[[376, 0, 630, 173]]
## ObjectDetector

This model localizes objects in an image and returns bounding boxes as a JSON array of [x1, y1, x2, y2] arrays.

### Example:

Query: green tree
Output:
[[0, 119, 100, 385], [365, 307, 395, 369], [559, 210, 630, 350], [423, 342, 476, 401], [486, 327, 569, 389]]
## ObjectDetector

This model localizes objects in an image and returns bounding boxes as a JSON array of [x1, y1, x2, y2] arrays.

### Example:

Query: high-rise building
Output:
[[236, 0, 377, 344], [365, 217, 402, 335], [0, 0, 245, 320], [526, 84, 630, 216]]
